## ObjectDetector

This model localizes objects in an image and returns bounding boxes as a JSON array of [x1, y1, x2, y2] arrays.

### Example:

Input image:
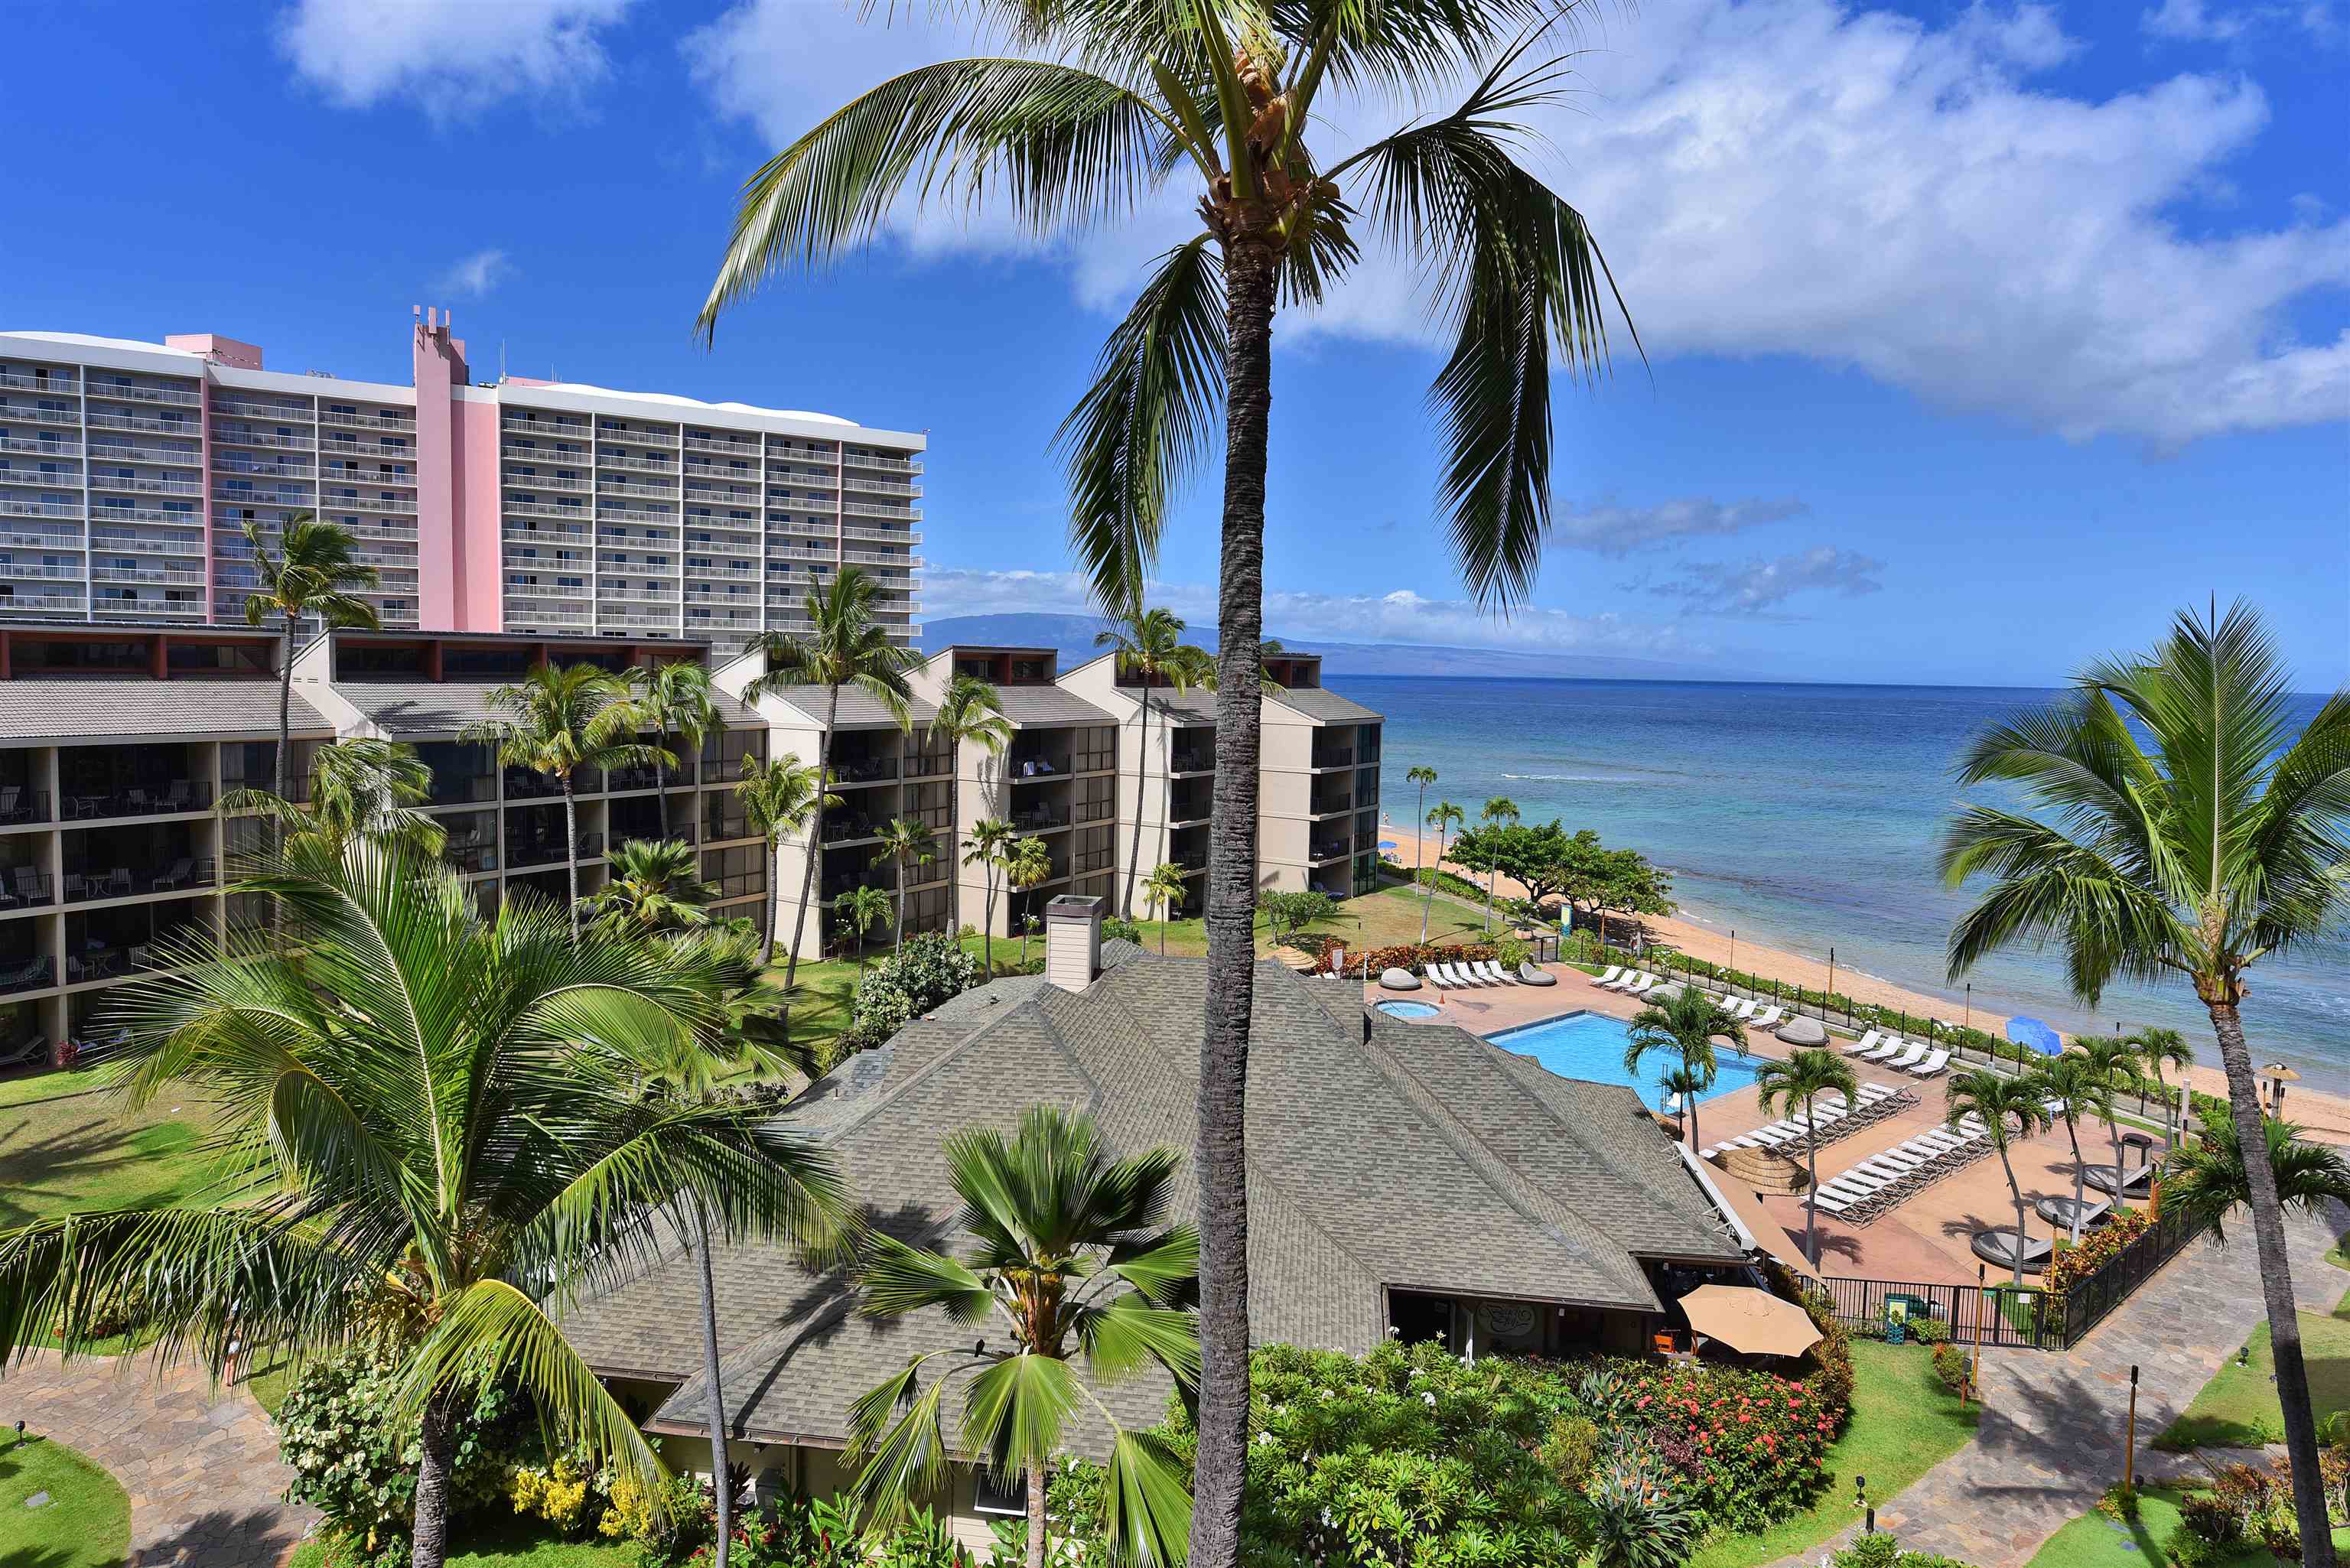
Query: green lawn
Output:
[[2154, 1309, 2350, 1450], [0, 1430, 132, 1568], [2023, 1482, 2349, 1566], [288, 1511, 636, 1567], [1687, 1340, 1981, 1568], [0, 1070, 220, 1230]]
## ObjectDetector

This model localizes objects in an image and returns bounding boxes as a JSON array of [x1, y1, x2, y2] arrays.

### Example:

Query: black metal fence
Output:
[[1815, 1204, 2212, 1352]]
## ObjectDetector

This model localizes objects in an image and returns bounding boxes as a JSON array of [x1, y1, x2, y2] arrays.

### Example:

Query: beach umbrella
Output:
[[1676, 1284, 1822, 1358], [1377, 838, 1398, 849], [1714, 1144, 1812, 1196], [2007, 1017, 2065, 1057]]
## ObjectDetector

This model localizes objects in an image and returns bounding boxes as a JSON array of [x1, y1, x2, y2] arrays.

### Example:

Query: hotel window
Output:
[[1073, 726, 1116, 775]]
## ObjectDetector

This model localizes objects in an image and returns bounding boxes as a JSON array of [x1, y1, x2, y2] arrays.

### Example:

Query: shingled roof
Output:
[[334, 678, 763, 738], [0, 678, 332, 743], [563, 943, 1744, 1456]]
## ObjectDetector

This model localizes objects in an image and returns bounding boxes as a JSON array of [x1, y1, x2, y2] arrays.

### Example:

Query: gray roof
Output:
[[1268, 685, 1382, 723], [758, 685, 936, 731], [338, 679, 762, 739], [0, 678, 332, 743], [564, 945, 1743, 1456], [991, 685, 1115, 728]]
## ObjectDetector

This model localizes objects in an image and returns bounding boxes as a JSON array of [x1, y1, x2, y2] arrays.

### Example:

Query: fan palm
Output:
[[587, 838, 719, 938], [1406, 766, 1438, 941], [698, 13, 1632, 1546], [2029, 1056, 2112, 1245], [627, 659, 723, 823], [1939, 600, 2349, 1558], [461, 663, 672, 939], [222, 736, 446, 861], [1943, 1070, 2052, 1287], [850, 1105, 1198, 1568], [1140, 861, 1189, 954], [1623, 987, 1741, 1154], [737, 752, 839, 969], [2160, 1109, 2350, 1245], [0, 841, 847, 1568], [742, 568, 916, 989], [836, 883, 894, 974], [928, 673, 1012, 935], [2128, 1026, 2195, 1155], [1477, 795, 1519, 932], [874, 816, 937, 954], [1096, 605, 1209, 916], [965, 817, 1018, 976], [1754, 1048, 1858, 1267]]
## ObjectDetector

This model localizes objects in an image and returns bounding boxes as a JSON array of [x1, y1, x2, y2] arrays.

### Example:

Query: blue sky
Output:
[[4, 0, 2342, 688]]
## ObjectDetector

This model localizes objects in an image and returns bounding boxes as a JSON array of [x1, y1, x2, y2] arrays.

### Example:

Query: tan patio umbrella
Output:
[[1677, 1284, 1823, 1358], [1714, 1144, 1813, 1196]]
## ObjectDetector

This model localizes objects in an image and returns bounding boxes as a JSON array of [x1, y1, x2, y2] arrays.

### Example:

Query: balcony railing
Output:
[[317, 466, 416, 487], [5, 405, 84, 428], [60, 782, 213, 821], [89, 444, 199, 467], [1010, 754, 1071, 781], [85, 382, 200, 408], [598, 425, 680, 447], [63, 859, 212, 902], [91, 565, 203, 585], [1311, 747, 1356, 769], [320, 493, 419, 516], [211, 428, 312, 451], [90, 532, 199, 555], [503, 768, 561, 800], [903, 751, 952, 779], [1011, 807, 1069, 832], [598, 477, 676, 499], [506, 472, 591, 493], [1168, 795, 1211, 825], [0, 870, 54, 906], [684, 434, 761, 456], [820, 815, 877, 843], [1310, 836, 1353, 862], [841, 451, 921, 473], [319, 408, 416, 432], [0, 563, 81, 582], [0, 435, 81, 457], [0, 371, 77, 393], [0, 593, 88, 613], [210, 398, 313, 421], [1310, 793, 1353, 816], [606, 765, 663, 792], [823, 868, 896, 900], [830, 755, 899, 786], [1170, 750, 1213, 773], [0, 956, 53, 994], [505, 417, 591, 440], [599, 452, 676, 474], [703, 811, 752, 842], [504, 500, 592, 521], [508, 833, 602, 869], [0, 791, 50, 826], [213, 485, 313, 507], [0, 499, 81, 520]]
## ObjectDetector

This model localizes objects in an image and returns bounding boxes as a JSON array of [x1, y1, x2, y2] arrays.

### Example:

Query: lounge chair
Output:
[[152, 857, 194, 892], [1601, 968, 1644, 992], [1727, 997, 1757, 1020], [1455, 961, 1496, 987], [0, 1034, 46, 1071], [2084, 1161, 2155, 1197], [1623, 974, 1660, 997], [1747, 1005, 1785, 1030], [1516, 962, 1557, 987], [1809, 1192, 1855, 1215], [1907, 1048, 1951, 1078], [1593, 965, 1625, 987], [2035, 1194, 2114, 1229], [1970, 1228, 2052, 1273], [1886, 1043, 1932, 1072], [1427, 961, 1462, 987], [1859, 1036, 1906, 1062], [1474, 960, 1516, 985], [1844, 1030, 1883, 1057]]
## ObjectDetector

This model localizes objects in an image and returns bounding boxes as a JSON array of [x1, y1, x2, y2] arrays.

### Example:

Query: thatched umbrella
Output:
[[1714, 1143, 1815, 1196]]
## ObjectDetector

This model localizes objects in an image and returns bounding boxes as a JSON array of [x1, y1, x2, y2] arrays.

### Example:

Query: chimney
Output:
[[1044, 895, 1104, 991]]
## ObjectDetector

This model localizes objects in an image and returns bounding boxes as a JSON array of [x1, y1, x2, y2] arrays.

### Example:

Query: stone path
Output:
[[1772, 1202, 2347, 1567], [2, 1350, 314, 1566]]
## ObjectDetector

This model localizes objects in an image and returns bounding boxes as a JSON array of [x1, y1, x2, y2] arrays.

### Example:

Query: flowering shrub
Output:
[[1296, 937, 1502, 974], [2041, 1209, 2153, 1296], [1930, 1343, 1971, 1398], [1602, 1355, 1844, 1532], [837, 932, 985, 1052]]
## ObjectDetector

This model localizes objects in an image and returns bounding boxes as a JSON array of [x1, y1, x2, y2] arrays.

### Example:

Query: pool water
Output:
[[1375, 999, 1442, 1020], [1487, 1010, 1768, 1110]]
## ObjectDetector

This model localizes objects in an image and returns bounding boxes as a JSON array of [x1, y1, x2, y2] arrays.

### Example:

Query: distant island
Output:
[[916, 612, 1713, 682]]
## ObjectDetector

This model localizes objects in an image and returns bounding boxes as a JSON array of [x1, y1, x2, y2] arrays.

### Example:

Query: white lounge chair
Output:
[[1862, 1036, 1909, 1062], [1434, 961, 1473, 988], [1624, 974, 1661, 997], [1809, 1192, 1855, 1215], [1883, 1043, 1930, 1072], [1592, 965, 1625, 987], [1744, 1004, 1782, 1030], [1476, 960, 1516, 985], [1844, 1030, 1883, 1057], [1907, 1048, 1951, 1078]]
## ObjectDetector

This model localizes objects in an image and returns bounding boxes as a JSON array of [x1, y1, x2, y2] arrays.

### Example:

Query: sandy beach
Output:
[[1378, 815, 2350, 1143]]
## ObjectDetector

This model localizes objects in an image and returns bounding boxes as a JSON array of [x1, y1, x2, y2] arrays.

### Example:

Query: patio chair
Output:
[[0, 1034, 46, 1071], [1623, 974, 1660, 997], [1428, 961, 1466, 988], [1906, 1048, 1951, 1078], [152, 857, 195, 892], [60, 873, 86, 902], [1476, 960, 1518, 985], [2084, 1161, 2155, 1197], [106, 867, 133, 896], [164, 780, 194, 811], [1862, 1036, 1910, 1062], [1592, 965, 1625, 987], [1752, 1004, 1786, 1029], [0, 787, 17, 821], [1515, 962, 1557, 987], [1887, 1042, 1933, 1072], [1808, 1191, 1855, 1215], [1719, 996, 1751, 1019], [1844, 1030, 1884, 1056]]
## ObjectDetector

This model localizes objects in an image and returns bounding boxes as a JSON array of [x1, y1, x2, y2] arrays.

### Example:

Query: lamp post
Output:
[[1964, 982, 1972, 1033], [2124, 1364, 2140, 1495], [1826, 946, 1836, 1021], [1729, 928, 1736, 974]]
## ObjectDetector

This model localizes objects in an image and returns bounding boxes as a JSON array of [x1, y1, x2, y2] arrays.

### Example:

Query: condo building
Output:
[[0, 315, 923, 649]]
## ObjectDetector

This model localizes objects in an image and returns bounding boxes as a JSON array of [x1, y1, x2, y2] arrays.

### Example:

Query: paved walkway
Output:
[[1773, 1202, 2348, 1566], [2, 1350, 314, 1566]]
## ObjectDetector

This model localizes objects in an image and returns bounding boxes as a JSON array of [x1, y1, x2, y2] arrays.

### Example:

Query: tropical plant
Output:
[[1139, 862, 1188, 955], [1405, 766, 1438, 941], [1004, 837, 1053, 955], [461, 662, 671, 938], [1942, 1069, 2052, 1285], [1424, 800, 1465, 915], [2129, 1026, 2196, 1155], [835, 883, 893, 973], [1755, 1048, 1859, 1267], [223, 736, 446, 862], [874, 816, 937, 955], [2029, 1055, 2113, 1245], [698, 14, 1637, 1549], [1587, 1445, 1700, 1568], [1476, 796, 1519, 932], [964, 817, 1018, 976], [2074, 1033, 2147, 1186], [1939, 600, 2349, 1558], [927, 672, 1011, 935], [2160, 1108, 2350, 1244], [848, 1107, 1198, 1568], [742, 568, 917, 988], [1624, 986, 1743, 1154], [1258, 889, 1333, 949], [1096, 605, 1209, 916], [628, 659, 723, 820], [0, 839, 846, 1568], [587, 838, 719, 939], [737, 753, 838, 970]]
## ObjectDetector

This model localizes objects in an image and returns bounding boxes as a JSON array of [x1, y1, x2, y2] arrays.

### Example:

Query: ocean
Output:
[[1339, 676, 2350, 1092]]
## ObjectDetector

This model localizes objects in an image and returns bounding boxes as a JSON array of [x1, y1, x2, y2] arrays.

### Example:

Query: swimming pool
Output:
[[1487, 1010, 1767, 1110], [1375, 999, 1442, 1020]]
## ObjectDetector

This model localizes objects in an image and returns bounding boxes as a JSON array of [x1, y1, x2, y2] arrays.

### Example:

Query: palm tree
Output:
[[1406, 766, 1438, 940], [2074, 1034, 2147, 1194], [1753, 1049, 1859, 1267], [1424, 800, 1465, 928], [1140, 861, 1188, 955], [927, 673, 1011, 935], [741, 569, 916, 990], [1476, 795, 1519, 932], [849, 1105, 1197, 1568], [0, 840, 846, 1568], [587, 838, 719, 938], [836, 883, 893, 974], [874, 816, 936, 954], [461, 663, 671, 939], [627, 659, 723, 828], [1623, 987, 1742, 1154], [2129, 1026, 2196, 1155], [1096, 605, 1208, 916], [1004, 837, 1054, 959], [964, 817, 1018, 976], [2030, 1056, 2111, 1245], [1943, 1070, 2052, 1287], [222, 736, 446, 861], [2160, 1110, 2350, 1244], [737, 753, 838, 969], [699, 17, 1631, 1549], [1939, 601, 2348, 1560]]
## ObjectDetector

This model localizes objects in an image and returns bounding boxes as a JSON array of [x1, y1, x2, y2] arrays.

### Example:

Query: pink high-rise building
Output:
[[0, 312, 924, 647]]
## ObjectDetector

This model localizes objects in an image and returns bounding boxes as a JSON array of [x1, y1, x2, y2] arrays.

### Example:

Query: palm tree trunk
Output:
[[1122, 696, 1148, 919], [982, 864, 996, 976], [2208, 996, 2333, 1566], [1804, 1098, 1821, 1266], [275, 610, 297, 940], [562, 774, 581, 941], [893, 853, 907, 955], [1190, 232, 1278, 1568], [1414, 784, 1429, 944], [1025, 1462, 1048, 1568], [947, 768, 961, 940], [2000, 1151, 2026, 1287], [783, 690, 838, 991], [697, 1199, 733, 1568], [760, 832, 780, 968], [2064, 1121, 2085, 1244], [409, 1387, 460, 1568]]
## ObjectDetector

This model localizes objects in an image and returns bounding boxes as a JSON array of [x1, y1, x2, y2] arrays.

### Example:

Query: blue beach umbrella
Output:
[[2006, 1017, 2065, 1056], [1377, 839, 1398, 849]]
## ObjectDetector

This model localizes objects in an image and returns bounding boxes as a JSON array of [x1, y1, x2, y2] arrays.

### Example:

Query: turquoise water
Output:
[[1344, 676, 2348, 1091], [1375, 999, 1443, 1020], [1489, 1009, 1769, 1111]]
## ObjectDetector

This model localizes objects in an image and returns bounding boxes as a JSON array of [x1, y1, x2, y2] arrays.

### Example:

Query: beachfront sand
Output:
[[1377, 815, 2350, 1143]]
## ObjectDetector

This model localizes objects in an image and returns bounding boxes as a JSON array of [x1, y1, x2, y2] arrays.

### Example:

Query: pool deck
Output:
[[1367, 962, 2130, 1287]]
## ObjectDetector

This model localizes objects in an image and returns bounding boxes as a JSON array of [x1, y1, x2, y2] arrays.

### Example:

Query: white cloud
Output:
[[2142, 0, 2342, 43], [1635, 546, 1888, 616], [435, 249, 513, 298], [1554, 496, 1807, 557], [683, 0, 2350, 447], [278, 0, 635, 117]]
